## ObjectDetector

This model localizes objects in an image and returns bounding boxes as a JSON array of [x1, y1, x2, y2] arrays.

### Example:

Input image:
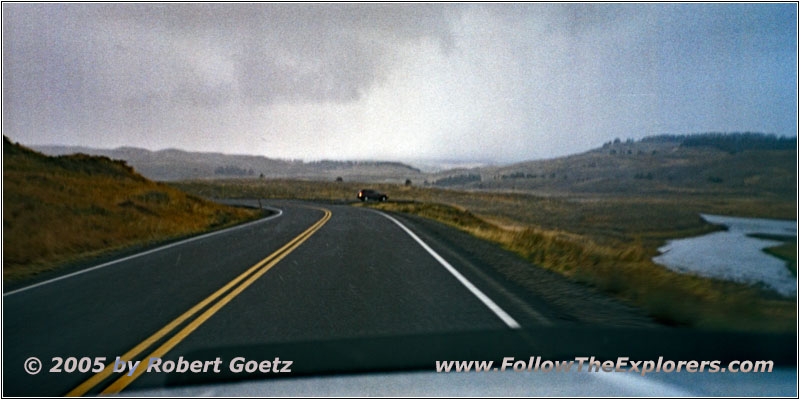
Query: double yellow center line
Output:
[[67, 207, 332, 396]]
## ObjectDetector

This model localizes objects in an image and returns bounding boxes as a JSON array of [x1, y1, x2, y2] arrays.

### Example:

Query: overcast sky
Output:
[[3, 3, 796, 163]]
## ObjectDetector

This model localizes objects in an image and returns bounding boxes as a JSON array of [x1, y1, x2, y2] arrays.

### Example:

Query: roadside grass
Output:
[[363, 201, 796, 333], [3, 138, 261, 283]]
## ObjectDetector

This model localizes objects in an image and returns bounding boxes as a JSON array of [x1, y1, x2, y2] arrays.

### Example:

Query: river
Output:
[[652, 214, 796, 296]]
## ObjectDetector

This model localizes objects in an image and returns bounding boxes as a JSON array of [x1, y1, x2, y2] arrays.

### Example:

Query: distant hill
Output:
[[429, 132, 796, 198], [32, 145, 424, 183], [3, 137, 258, 283], [27, 132, 796, 199]]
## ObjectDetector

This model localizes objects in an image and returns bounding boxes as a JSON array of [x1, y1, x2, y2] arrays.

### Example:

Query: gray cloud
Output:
[[4, 4, 457, 108], [2, 3, 796, 162]]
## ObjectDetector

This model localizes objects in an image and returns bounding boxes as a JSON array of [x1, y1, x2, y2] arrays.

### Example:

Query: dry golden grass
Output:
[[175, 178, 796, 332], [364, 201, 796, 333], [3, 138, 260, 283]]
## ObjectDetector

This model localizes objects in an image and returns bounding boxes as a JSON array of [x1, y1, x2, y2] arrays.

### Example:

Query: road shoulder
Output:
[[383, 211, 655, 328], [3, 203, 278, 294]]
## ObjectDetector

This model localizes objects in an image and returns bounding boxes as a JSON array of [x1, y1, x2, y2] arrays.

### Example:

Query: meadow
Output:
[[175, 178, 796, 332]]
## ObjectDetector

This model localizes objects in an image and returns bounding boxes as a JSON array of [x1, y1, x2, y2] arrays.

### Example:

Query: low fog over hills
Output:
[[31, 132, 796, 199]]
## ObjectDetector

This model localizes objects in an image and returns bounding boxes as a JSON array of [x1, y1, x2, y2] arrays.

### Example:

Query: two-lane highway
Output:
[[3, 200, 546, 396]]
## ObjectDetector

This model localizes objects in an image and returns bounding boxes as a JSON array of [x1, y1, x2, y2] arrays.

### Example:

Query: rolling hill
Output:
[[32, 145, 425, 183], [430, 133, 796, 199], [31, 133, 795, 202], [3, 137, 260, 283]]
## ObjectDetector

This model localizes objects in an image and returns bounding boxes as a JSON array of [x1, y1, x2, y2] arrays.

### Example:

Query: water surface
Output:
[[652, 214, 796, 296]]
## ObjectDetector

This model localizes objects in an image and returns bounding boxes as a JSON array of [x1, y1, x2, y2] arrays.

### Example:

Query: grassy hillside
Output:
[[174, 178, 796, 332], [33, 133, 795, 197], [432, 133, 796, 199], [32, 144, 425, 183], [3, 137, 261, 283]]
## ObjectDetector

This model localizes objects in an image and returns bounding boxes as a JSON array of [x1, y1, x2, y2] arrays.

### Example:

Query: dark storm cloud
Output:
[[3, 3, 457, 109], [2, 3, 796, 162]]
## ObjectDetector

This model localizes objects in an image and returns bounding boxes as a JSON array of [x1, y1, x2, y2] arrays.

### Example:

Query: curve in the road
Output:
[[6, 200, 540, 397], [67, 206, 330, 396]]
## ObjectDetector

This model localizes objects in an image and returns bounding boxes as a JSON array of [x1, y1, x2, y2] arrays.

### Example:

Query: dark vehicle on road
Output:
[[358, 189, 387, 202]]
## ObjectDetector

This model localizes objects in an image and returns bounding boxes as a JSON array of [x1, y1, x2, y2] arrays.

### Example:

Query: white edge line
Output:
[[375, 210, 521, 329], [3, 204, 284, 297]]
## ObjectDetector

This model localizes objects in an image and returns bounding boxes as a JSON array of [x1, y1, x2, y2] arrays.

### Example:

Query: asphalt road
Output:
[[3, 200, 554, 396]]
